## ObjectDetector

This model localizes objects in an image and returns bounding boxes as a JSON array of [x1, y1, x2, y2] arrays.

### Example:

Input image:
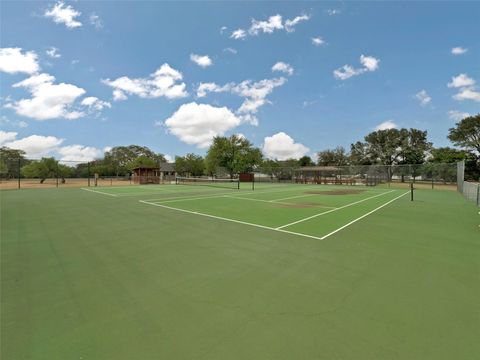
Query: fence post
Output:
[[87, 162, 91, 187], [17, 157, 21, 189], [56, 162, 59, 188], [477, 184, 480, 207]]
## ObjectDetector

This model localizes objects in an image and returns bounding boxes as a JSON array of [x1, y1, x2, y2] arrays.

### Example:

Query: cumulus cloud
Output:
[[453, 88, 480, 102], [0, 48, 40, 74], [44, 1, 82, 29], [46, 46, 61, 58], [103, 63, 188, 101], [334, 55, 380, 80], [89, 13, 103, 29], [230, 13, 310, 39], [375, 120, 398, 131], [415, 90, 432, 106], [448, 74, 475, 88], [164, 102, 242, 148], [80, 96, 111, 111], [451, 47, 468, 55], [311, 37, 325, 46], [284, 14, 310, 32], [0, 130, 18, 145], [448, 74, 480, 103], [2, 134, 64, 157], [5, 73, 86, 120], [230, 29, 247, 40], [196, 77, 286, 124], [448, 110, 470, 121], [190, 54, 213, 68], [263, 132, 309, 160], [272, 62, 293, 76], [58, 145, 102, 162]]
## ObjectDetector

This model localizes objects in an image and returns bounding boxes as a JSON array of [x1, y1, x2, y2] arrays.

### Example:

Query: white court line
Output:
[[320, 191, 410, 239], [139, 200, 325, 241], [276, 190, 396, 230], [223, 195, 337, 209], [272, 193, 320, 202], [144, 186, 341, 203], [80, 187, 118, 197]]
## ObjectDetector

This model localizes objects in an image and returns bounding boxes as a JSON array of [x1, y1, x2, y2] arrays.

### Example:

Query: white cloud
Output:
[[196, 77, 286, 123], [46, 46, 61, 58], [190, 54, 213, 68], [415, 90, 431, 106], [0, 48, 40, 74], [284, 14, 310, 32], [89, 13, 103, 29], [223, 47, 237, 54], [326, 9, 341, 16], [0, 130, 18, 145], [334, 55, 380, 80], [103, 63, 188, 101], [375, 120, 398, 131], [448, 74, 480, 102], [272, 62, 294, 76], [220, 26, 228, 34], [164, 154, 174, 163], [164, 102, 242, 148], [448, 110, 470, 121], [0, 116, 28, 129], [263, 132, 309, 160], [447, 74, 475, 88], [18, 121, 28, 128], [311, 37, 325, 46], [359, 55, 380, 72], [453, 88, 480, 102], [80, 96, 111, 111], [5, 73, 86, 120], [3, 134, 64, 157], [231, 13, 309, 39], [44, 1, 82, 29], [451, 47, 468, 55], [58, 145, 101, 162], [250, 14, 283, 35], [231, 29, 247, 40], [103, 146, 112, 153]]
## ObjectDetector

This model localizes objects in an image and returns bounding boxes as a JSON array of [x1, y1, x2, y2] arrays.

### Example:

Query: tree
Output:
[[127, 155, 158, 170], [448, 114, 480, 157], [205, 135, 263, 178], [20, 157, 71, 183], [0, 147, 27, 178], [104, 145, 166, 175], [429, 147, 467, 163], [298, 156, 315, 167], [349, 142, 371, 165], [317, 146, 349, 166], [175, 153, 205, 177]]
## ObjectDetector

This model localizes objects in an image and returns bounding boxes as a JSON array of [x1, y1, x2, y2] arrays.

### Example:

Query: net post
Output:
[[252, 174, 255, 191], [477, 184, 480, 207], [410, 182, 414, 201]]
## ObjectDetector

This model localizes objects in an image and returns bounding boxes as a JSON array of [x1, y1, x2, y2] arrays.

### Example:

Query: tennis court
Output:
[[85, 182, 410, 240], [1, 182, 479, 359]]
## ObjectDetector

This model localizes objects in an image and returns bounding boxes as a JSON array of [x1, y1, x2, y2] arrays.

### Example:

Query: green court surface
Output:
[[1, 183, 479, 359]]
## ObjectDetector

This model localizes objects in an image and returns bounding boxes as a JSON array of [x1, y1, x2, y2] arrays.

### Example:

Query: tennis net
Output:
[[175, 177, 240, 189]]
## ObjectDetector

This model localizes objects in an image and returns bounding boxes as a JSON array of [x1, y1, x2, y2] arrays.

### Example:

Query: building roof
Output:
[[159, 162, 175, 172], [131, 166, 159, 171]]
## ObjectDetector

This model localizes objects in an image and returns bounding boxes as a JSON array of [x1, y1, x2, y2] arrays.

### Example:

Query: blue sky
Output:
[[1, 1, 479, 162]]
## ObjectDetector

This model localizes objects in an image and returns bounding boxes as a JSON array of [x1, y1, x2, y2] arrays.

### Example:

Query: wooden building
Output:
[[132, 167, 160, 184]]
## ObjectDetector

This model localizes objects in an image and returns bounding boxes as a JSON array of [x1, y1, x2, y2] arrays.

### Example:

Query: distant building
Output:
[[131, 163, 177, 184]]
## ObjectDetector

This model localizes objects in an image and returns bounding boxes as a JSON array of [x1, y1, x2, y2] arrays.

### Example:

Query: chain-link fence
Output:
[[0, 158, 135, 190], [254, 162, 459, 189]]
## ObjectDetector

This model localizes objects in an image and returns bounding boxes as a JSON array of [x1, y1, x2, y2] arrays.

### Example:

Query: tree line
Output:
[[1, 114, 479, 181]]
